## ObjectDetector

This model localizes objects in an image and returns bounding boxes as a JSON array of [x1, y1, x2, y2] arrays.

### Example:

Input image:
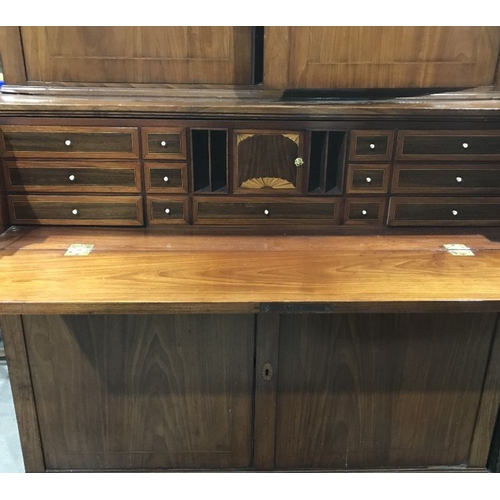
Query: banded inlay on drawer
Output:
[[346, 164, 390, 194], [3, 161, 141, 193], [142, 128, 187, 160], [349, 131, 395, 162], [396, 131, 500, 160], [0, 126, 139, 158], [343, 198, 386, 225], [392, 164, 500, 194], [8, 195, 143, 226], [147, 196, 189, 225], [144, 163, 188, 193], [388, 197, 500, 226], [193, 197, 339, 225]]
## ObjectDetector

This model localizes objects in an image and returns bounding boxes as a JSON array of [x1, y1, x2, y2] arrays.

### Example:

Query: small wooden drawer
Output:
[[396, 131, 500, 160], [3, 161, 141, 193], [147, 196, 189, 225], [142, 128, 187, 160], [0, 126, 139, 159], [349, 130, 395, 161], [388, 197, 500, 226], [144, 163, 188, 193], [8, 195, 143, 226], [346, 164, 390, 194], [392, 164, 500, 194], [193, 197, 339, 225], [343, 198, 386, 225]]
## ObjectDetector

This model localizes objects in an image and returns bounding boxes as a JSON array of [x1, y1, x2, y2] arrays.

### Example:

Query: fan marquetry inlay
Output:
[[241, 177, 295, 189]]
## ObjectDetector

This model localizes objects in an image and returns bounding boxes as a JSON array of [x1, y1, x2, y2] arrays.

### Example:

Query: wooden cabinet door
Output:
[[24, 314, 255, 470], [233, 130, 305, 194], [265, 27, 500, 89], [274, 313, 497, 470], [20, 27, 253, 84]]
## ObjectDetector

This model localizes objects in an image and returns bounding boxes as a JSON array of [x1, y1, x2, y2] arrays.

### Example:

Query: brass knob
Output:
[[294, 158, 304, 167]]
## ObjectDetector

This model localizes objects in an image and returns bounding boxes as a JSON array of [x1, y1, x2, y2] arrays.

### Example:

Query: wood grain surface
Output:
[[1, 228, 500, 313], [23, 314, 255, 470], [275, 313, 497, 469]]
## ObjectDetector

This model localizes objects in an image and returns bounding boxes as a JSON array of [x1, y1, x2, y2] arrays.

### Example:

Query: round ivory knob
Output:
[[65, 139, 72, 146], [462, 142, 469, 149], [366, 177, 372, 183], [163, 176, 169, 182], [164, 208, 171, 214], [362, 210, 367, 215], [452, 210, 458, 216], [72, 209, 78, 215], [69, 174, 75, 181], [294, 158, 304, 167], [161, 140, 167, 147], [456, 176, 463, 183], [369, 143, 376, 149], [264, 209, 270, 216]]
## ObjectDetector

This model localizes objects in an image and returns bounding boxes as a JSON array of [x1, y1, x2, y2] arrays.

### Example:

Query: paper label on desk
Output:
[[443, 244, 470, 250], [64, 244, 94, 256], [448, 249, 475, 256]]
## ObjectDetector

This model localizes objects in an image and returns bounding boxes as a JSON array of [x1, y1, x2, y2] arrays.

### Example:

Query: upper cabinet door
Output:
[[265, 27, 500, 89], [20, 27, 253, 84]]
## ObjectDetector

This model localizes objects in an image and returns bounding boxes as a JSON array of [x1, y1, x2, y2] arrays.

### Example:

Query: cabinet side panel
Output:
[[0, 27, 27, 85], [275, 313, 496, 469], [0, 316, 44, 472], [23, 314, 255, 470]]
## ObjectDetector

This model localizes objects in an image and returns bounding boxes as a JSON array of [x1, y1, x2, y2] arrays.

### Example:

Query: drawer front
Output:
[[8, 195, 143, 226], [388, 197, 500, 226], [147, 196, 189, 225], [346, 164, 390, 194], [392, 164, 500, 194], [4, 161, 141, 193], [396, 131, 500, 160], [343, 198, 386, 225], [142, 128, 187, 160], [194, 197, 339, 225], [349, 131, 395, 161], [145, 163, 188, 193], [1, 126, 139, 158]]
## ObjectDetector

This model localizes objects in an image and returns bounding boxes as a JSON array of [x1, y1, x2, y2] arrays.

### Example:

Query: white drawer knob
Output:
[[164, 208, 171, 214], [163, 176, 169, 182], [161, 140, 167, 147], [452, 210, 458, 216], [264, 209, 270, 216], [361, 210, 367, 215], [65, 139, 72, 146], [462, 142, 469, 149], [72, 209, 78, 215], [69, 174, 75, 181], [369, 143, 376, 149], [456, 176, 463, 183], [366, 177, 372, 183]]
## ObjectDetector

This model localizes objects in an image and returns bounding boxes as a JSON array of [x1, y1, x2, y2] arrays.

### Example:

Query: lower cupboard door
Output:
[[23, 314, 255, 470], [275, 313, 497, 470]]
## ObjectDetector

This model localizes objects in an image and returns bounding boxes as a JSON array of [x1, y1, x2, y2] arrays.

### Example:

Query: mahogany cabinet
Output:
[[2, 311, 499, 472], [2, 27, 500, 89]]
